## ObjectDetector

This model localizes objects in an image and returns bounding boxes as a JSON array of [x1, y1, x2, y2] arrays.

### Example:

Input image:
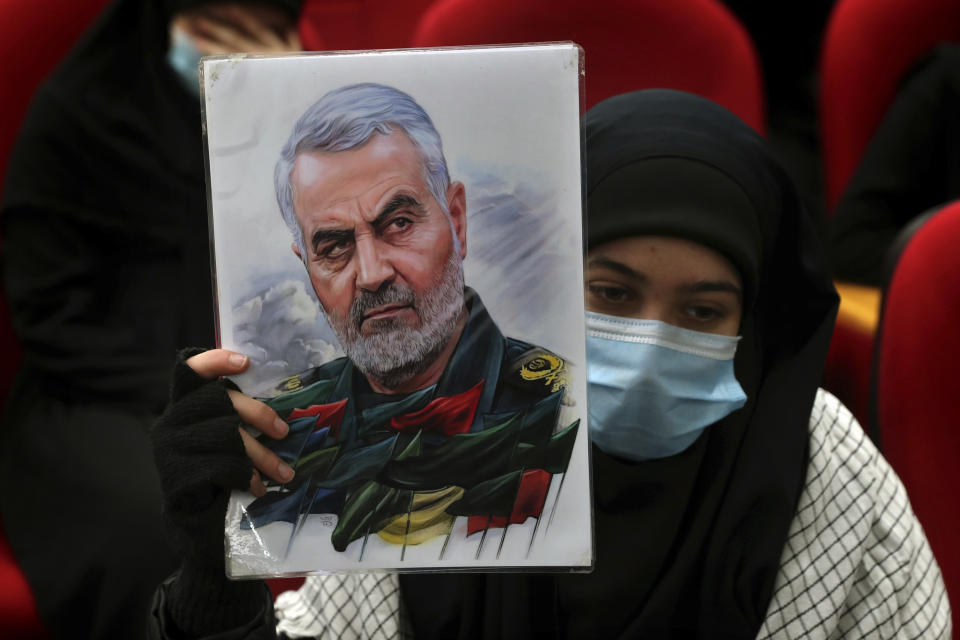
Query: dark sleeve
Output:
[[829, 46, 960, 286], [0, 85, 213, 410], [148, 575, 277, 640], [1, 203, 184, 407]]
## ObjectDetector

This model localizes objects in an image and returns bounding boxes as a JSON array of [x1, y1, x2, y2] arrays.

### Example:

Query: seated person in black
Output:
[[0, 1, 301, 637], [829, 44, 960, 286]]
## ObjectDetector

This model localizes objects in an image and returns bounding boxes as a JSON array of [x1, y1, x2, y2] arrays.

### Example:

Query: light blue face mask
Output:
[[586, 311, 747, 462], [167, 27, 202, 98]]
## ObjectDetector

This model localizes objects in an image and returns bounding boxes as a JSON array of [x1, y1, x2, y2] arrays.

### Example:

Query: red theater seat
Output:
[[875, 201, 960, 634], [411, 0, 764, 133]]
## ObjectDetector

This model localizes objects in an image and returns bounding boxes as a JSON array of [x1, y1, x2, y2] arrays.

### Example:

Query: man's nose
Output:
[[354, 235, 396, 292]]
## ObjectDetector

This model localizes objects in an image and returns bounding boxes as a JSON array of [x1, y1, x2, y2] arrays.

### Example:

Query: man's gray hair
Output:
[[275, 83, 451, 254]]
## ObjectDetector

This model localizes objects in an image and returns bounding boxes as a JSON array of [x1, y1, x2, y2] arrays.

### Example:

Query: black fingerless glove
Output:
[[151, 348, 271, 637]]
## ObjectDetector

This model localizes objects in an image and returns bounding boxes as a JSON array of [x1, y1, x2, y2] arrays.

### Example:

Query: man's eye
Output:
[[588, 284, 631, 303], [389, 217, 413, 231], [320, 240, 351, 260]]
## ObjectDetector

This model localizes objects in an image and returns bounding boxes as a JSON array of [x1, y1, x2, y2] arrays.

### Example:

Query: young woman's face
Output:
[[585, 236, 743, 336]]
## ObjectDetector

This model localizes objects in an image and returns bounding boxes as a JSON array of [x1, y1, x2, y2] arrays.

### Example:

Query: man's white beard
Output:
[[325, 249, 466, 390]]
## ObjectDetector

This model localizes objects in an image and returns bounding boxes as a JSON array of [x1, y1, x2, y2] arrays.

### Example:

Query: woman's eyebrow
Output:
[[680, 280, 743, 301], [587, 257, 646, 281]]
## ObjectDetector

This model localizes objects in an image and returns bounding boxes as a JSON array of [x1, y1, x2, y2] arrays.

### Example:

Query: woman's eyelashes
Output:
[[681, 302, 727, 324], [587, 282, 635, 305], [587, 280, 733, 329]]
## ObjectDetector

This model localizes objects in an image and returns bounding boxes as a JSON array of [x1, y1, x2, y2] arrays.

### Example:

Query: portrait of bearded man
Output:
[[232, 82, 580, 557]]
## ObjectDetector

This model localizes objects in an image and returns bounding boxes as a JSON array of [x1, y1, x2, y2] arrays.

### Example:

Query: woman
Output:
[[149, 89, 951, 638], [0, 1, 301, 637]]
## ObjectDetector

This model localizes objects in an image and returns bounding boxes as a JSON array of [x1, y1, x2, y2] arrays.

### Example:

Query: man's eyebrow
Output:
[[681, 280, 743, 301], [586, 257, 646, 281], [311, 228, 354, 255], [371, 194, 425, 229]]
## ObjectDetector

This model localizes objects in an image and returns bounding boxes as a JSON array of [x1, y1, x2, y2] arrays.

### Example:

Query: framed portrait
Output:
[[202, 43, 590, 576]]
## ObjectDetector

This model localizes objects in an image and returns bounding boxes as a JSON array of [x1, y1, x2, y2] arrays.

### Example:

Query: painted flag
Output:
[[466, 468, 552, 535], [331, 480, 414, 552], [241, 483, 345, 529]]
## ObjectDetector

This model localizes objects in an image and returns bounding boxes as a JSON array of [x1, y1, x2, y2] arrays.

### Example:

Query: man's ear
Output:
[[446, 181, 467, 260], [291, 242, 303, 260]]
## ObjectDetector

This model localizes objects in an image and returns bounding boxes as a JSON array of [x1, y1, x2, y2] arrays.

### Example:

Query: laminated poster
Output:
[[202, 43, 591, 577]]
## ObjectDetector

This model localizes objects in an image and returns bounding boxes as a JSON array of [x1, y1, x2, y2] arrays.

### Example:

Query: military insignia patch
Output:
[[277, 374, 303, 393], [516, 351, 569, 393]]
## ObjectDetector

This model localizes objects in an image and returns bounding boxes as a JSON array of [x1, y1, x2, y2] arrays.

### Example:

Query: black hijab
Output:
[[401, 90, 838, 638], [1, 0, 301, 412]]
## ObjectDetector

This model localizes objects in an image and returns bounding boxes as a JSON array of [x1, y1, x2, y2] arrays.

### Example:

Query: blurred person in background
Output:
[[0, 1, 302, 637], [829, 44, 960, 286], [724, 0, 836, 230]]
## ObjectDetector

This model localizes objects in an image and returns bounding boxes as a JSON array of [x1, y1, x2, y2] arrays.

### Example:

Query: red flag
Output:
[[467, 469, 552, 534], [389, 381, 484, 436], [288, 398, 348, 440]]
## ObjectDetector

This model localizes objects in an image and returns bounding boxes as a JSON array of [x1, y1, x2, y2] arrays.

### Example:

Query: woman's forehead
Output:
[[587, 235, 742, 287]]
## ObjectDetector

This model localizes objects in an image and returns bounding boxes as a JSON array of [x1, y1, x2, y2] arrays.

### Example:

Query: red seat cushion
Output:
[[411, 0, 764, 132], [876, 200, 960, 633]]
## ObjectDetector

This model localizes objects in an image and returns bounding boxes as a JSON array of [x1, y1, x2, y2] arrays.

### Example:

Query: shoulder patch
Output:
[[276, 373, 306, 393], [270, 357, 349, 394], [262, 357, 350, 413], [505, 347, 570, 395]]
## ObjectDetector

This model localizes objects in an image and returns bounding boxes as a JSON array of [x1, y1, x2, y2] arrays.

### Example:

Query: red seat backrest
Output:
[[298, 0, 437, 51], [876, 200, 960, 633], [410, 0, 764, 133], [0, 0, 111, 190], [820, 0, 960, 212]]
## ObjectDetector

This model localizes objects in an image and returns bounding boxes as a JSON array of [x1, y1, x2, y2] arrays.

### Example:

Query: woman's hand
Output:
[[184, 349, 294, 497], [151, 348, 280, 638], [175, 4, 302, 55]]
